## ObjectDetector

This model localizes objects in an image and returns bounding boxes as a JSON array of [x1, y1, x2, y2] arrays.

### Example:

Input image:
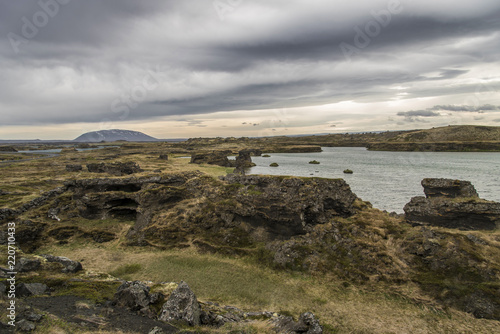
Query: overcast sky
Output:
[[1, 0, 499, 139]]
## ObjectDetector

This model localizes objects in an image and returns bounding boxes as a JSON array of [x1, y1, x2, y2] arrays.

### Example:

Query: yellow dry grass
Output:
[[34, 240, 500, 334]]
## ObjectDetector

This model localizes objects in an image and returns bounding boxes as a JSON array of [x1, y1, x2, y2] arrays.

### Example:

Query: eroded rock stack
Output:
[[404, 178, 500, 230]]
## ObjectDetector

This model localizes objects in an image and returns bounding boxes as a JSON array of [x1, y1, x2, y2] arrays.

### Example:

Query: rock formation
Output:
[[404, 178, 500, 230], [41, 254, 83, 273], [421, 178, 478, 198], [159, 281, 201, 326], [190, 151, 232, 166], [114, 281, 153, 313], [274, 312, 323, 334], [66, 164, 83, 172], [87, 162, 143, 176]]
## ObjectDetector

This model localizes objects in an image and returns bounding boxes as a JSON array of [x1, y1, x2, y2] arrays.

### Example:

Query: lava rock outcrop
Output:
[[404, 178, 500, 230]]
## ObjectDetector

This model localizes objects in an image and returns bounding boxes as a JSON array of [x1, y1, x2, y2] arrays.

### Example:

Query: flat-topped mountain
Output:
[[74, 129, 158, 142]]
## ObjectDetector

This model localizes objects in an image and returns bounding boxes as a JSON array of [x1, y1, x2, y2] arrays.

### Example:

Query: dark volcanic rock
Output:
[[18, 187, 66, 214], [234, 150, 254, 167], [0, 208, 18, 222], [0, 220, 46, 252], [274, 312, 323, 334], [65, 164, 83, 172], [159, 154, 169, 160], [422, 178, 478, 198], [123, 173, 359, 247], [159, 281, 201, 326], [232, 150, 256, 174], [16, 319, 36, 332], [17, 283, 48, 297], [15, 258, 41, 273], [190, 151, 231, 167], [114, 281, 151, 312], [404, 179, 500, 230], [219, 174, 358, 239], [87, 162, 143, 176]]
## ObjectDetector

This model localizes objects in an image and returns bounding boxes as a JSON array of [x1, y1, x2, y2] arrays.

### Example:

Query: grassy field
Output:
[[33, 238, 500, 334]]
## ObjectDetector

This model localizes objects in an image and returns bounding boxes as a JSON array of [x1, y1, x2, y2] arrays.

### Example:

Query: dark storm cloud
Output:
[[1, 0, 500, 126]]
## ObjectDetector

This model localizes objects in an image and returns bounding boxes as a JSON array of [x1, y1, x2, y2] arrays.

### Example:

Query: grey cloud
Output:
[[397, 110, 440, 117], [1, 0, 500, 127], [430, 104, 499, 112]]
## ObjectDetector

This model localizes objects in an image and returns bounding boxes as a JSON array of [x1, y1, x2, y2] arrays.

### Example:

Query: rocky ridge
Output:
[[1, 172, 500, 323]]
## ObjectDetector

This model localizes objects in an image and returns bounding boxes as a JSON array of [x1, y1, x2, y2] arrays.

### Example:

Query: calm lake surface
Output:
[[248, 147, 500, 213]]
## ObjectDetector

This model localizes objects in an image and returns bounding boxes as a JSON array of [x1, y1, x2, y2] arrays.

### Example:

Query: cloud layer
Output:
[[1, 0, 500, 139]]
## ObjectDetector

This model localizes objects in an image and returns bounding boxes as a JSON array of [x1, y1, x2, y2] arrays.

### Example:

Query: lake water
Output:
[[248, 147, 500, 213]]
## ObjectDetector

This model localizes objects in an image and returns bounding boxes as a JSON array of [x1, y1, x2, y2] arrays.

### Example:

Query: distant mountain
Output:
[[74, 129, 158, 142]]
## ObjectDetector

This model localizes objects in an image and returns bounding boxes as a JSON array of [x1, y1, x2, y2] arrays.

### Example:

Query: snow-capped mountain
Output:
[[73, 129, 158, 142]]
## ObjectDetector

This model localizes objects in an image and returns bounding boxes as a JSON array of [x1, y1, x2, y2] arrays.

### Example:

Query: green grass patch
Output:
[[54, 280, 121, 303], [110, 263, 142, 279]]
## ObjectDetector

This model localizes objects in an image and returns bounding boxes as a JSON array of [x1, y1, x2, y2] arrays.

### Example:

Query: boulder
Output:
[[16, 319, 36, 332], [41, 254, 82, 273], [15, 258, 41, 273], [299, 312, 323, 334], [159, 154, 169, 160], [65, 164, 83, 172], [274, 312, 323, 334], [159, 281, 201, 326], [22, 311, 43, 322], [421, 178, 478, 198], [404, 179, 500, 230], [17, 283, 48, 297], [114, 281, 151, 312]]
